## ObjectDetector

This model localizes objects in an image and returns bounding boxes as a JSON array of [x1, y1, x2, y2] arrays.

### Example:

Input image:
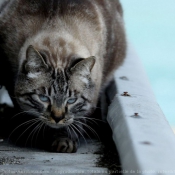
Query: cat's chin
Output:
[[47, 124, 66, 129], [46, 120, 74, 129]]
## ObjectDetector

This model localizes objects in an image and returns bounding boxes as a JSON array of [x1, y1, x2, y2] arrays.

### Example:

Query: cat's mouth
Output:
[[46, 117, 74, 128]]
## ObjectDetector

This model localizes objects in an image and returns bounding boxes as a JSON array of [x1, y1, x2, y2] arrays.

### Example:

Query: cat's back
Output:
[[0, 0, 125, 54], [0, 0, 126, 86], [0, 0, 123, 21]]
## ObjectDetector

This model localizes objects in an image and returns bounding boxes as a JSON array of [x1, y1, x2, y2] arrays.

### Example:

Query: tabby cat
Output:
[[0, 0, 126, 153]]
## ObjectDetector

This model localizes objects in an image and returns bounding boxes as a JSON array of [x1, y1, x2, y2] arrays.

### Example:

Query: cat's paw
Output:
[[51, 137, 77, 153]]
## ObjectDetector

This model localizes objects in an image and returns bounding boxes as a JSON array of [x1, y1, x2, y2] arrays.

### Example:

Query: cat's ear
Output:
[[70, 56, 95, 75], [24, 45, 48, 73]]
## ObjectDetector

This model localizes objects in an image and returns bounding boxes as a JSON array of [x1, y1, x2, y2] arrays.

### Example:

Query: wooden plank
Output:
[[0, 140, 110, 175], [107, 44, 175, 175], [0, 151, 106, 175]]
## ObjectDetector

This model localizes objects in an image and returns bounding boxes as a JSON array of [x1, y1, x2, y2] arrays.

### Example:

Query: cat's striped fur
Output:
[[0, 0, 126, 152]]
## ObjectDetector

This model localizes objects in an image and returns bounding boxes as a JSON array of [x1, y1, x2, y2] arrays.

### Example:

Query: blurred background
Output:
[[121, 0, 175, 131]]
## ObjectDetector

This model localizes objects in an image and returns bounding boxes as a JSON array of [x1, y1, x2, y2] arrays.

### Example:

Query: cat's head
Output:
[[15, 45, 96, 129]]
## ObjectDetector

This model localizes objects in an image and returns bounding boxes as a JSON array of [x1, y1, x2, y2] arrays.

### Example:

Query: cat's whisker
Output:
[[76, 117, 105, 123], [29, 121, 45, 147], [34, 122, 45, 146], [29, 111, 44, 117], [92, 106, 102, 110], [67, 126, 72, 140], [14, 119, 41, 145], [74, 120, 101, 141], [77, 118, 99, 126], [69, 125, 80, 146], [39, 116, 48, 122], [71, 124, 87, 145], [73, 122, 93, 142], [8, 118, 40, 141], [42, 123, 47, 140], [25, 121, 42, 147], [10, 110, 43, 120], [30, 123, 41, 147], [10, 111, 30, 120]]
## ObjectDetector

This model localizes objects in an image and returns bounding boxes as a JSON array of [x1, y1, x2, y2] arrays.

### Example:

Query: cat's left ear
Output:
[[24, 45, 48, 73], [70, 56, 95, 75]]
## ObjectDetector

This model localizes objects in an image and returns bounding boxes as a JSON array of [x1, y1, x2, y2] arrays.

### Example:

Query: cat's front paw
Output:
[[51, 137, 77, 153]]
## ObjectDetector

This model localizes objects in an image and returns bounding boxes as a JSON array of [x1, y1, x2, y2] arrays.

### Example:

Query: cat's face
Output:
[[15, 45, 95, 129]]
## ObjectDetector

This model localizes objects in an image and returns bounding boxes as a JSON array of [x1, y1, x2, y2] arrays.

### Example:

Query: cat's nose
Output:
[[51, 107, 65, 123], [52, 115, 64, 123]]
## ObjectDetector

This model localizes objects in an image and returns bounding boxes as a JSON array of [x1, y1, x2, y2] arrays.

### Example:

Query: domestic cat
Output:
[[0, 0, 126, 153]]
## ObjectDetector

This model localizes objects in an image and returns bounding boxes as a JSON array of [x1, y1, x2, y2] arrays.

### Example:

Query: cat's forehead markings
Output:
[[47, 50, 68, 69], [42, 35, 88, 67]]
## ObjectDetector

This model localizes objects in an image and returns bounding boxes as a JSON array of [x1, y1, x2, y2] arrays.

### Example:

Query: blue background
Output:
[[121, 0, 175, 129]]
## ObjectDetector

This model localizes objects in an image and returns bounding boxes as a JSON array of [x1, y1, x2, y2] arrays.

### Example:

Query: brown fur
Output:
[[0, 0, 126, 153]]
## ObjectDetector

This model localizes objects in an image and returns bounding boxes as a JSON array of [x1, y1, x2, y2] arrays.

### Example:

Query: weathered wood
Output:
[[107, 44, 175, 175], [0, 140, 109, 175]]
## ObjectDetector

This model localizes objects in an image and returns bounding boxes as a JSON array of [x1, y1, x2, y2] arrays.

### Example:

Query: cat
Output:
[[0, 0, 126, 153]]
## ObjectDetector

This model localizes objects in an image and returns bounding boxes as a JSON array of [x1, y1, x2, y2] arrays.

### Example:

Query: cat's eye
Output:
[[67, 98, 77, 104], [39, 95, 50, 102]]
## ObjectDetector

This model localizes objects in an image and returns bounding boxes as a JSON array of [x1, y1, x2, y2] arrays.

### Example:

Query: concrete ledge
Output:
[[107, 44, 175, 175]]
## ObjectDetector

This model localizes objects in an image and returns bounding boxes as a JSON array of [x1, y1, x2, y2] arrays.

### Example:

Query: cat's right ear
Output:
[[70, 56, 95, 76], [24, 45, 48, 73]]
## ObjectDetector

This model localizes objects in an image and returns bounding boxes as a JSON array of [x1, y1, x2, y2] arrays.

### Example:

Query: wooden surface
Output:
[[0, 140, 110, 175], [107, 44, 175, 175]]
